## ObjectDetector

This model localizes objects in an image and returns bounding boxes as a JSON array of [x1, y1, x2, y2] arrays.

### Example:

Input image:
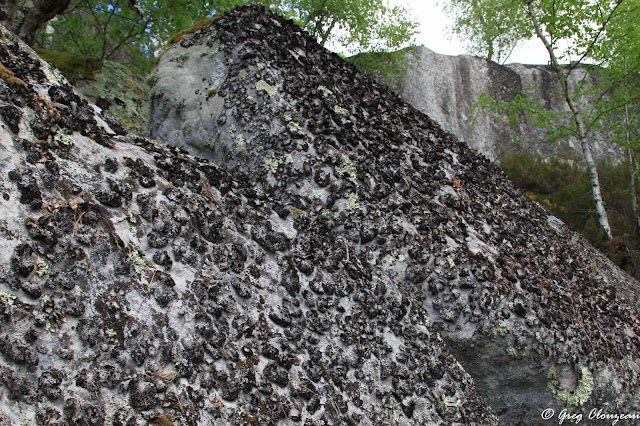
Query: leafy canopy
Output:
[[444, 0, 531, 64], [35, 0, 418, 72]]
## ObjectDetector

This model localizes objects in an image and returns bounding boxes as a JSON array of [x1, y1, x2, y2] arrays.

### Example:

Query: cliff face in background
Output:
[[383, 46, 621, 161], [0, 6, 639, 425]]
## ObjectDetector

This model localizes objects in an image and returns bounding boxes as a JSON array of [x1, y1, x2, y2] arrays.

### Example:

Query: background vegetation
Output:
[[499, 150, 640, 279]]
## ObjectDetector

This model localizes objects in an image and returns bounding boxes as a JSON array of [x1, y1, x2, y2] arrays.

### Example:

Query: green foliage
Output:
[[34, 48, 102, 84], [444, 0, 531, 64], [267, 0, 418, 54], [33, 0, 417, 75], [499, 150, 640, 277], [348, 46, 415, 89], [473, 90, 576, 145], [35, 0, 243, 73]]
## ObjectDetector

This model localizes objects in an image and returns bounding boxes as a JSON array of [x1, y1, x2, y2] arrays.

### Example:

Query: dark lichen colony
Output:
[[0, 5, 638, 425]]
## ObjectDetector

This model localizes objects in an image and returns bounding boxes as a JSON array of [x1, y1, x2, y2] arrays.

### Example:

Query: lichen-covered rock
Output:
[[0, 17, 497, 425], [76, 60, 151, 137], [150, 6, 640, 425]]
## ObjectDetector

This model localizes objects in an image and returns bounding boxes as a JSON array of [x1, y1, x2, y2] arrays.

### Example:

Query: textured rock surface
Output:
[[151, 6, 640, 425], [378, 46, 621, 161], [76, 60, 151, 137], [0, 19, 495, 425], [1, 6, 639, 425]]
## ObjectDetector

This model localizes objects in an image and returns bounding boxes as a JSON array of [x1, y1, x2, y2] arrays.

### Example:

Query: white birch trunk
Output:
[[525, 1, 613, 240]]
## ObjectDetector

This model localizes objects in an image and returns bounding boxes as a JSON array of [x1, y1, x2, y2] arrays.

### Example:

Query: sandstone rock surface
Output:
[[0, 5, 638, 426]]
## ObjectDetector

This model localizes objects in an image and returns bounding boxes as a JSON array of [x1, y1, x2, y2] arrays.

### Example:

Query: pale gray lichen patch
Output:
[[337, 154, 357, 184], [334, 105, 348, 116], [256, 79, 276, 96], [346, 193, 360, 211]]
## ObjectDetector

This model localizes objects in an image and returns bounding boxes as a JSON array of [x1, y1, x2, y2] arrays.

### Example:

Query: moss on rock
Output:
[[76, 60, 151, 136], [34, 48, 101, 84]]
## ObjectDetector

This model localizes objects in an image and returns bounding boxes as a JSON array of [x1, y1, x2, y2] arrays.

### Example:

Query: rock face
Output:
[[75, 60, 151, 137], [150, 6, 640, 425], [0, 18, 493, 426], [380, 46, 621, 161], [0, 6, 638, 426]]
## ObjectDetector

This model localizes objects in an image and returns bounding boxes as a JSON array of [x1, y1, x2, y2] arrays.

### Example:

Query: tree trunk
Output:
[[628, 150, 640, 234], [525, 0, 613, 240], [0, 0, 70, 45]]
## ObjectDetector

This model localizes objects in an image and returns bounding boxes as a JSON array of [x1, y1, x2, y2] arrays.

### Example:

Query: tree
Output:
[[25, 0, 416, 72], [33, 0, 244, 72], [444, 0, 530, 64], [447, 0, 634, 240], [0, 0, 70, 45], [270, 0, 418, 54], [589, 0, 640, 233]]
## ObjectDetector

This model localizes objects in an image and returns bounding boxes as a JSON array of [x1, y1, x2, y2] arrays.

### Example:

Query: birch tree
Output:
[[446, 0, 635, 240]]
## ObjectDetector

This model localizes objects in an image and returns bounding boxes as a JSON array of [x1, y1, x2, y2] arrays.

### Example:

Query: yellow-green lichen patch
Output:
[[130, 250, 146, 274], [264, 153, 292, 174], [309, 188, 324, 200], [318, 85, 333, 97], [36, 261, 50, 278], [337, 154, 357, 184], [334, 105, 348, 116], [491, 321, 510, 337], [547, 366, 594, 409], [0, 292, 16, 306], [207, 88, 217, 99], [233, 134, 248, 156], [54, 129, 75, 146], [34, 48, 101, 84], [442, 395, 462, 408], [0, 60, 28, 89], [446, 255, 455, 268], [346, 193, 361, 211], [287, 121, 301, 133], [256, 79, 276, 96], [506, 347, 529, 359]]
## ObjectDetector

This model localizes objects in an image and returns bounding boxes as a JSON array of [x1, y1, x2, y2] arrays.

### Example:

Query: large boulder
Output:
[[0, 18, 496, 425], [150, 6, 640, 425]]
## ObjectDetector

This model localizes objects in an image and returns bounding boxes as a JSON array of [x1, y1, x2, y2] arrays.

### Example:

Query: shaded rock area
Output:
[[75, 60, 151, 137], [0, 18, 495, 425], [150, 6, 640, 425], [370, 46, 621, 162]]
